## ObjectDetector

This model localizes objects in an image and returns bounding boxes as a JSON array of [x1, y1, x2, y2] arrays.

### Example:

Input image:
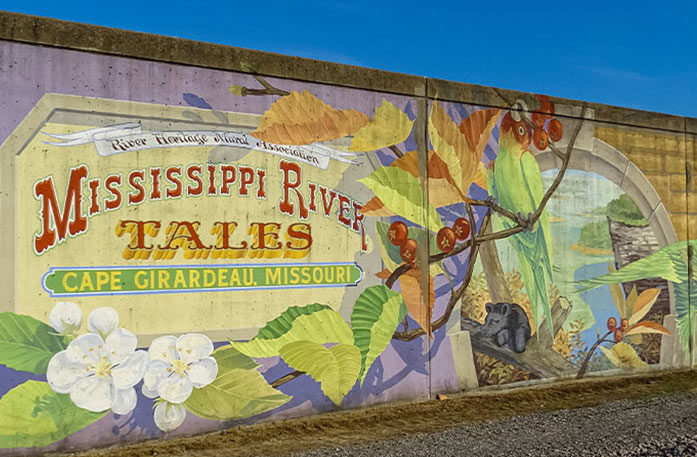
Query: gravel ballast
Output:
[[289, 393, 697, 457]]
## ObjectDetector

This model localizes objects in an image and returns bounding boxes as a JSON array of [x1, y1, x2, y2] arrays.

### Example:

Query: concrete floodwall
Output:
[[0, 11, 695, 455]]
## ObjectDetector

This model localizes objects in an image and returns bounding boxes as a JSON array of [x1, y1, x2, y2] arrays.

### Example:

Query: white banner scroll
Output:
[[42, 123, 359, 170]]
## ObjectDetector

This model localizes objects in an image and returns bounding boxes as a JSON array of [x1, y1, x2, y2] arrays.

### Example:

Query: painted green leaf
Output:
[[375, 221, 445, 277], [184, 346, 290, 421], [0, 313, 67, 374], [359, 166, 443, 231], [279, 341, 361, 406], [351, 285, 406, 384], [230, 304, 353, 358], [0, 381, 106, 449]]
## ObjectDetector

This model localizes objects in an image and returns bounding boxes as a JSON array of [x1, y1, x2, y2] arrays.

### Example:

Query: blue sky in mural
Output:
[[3, 1, 697, 117]]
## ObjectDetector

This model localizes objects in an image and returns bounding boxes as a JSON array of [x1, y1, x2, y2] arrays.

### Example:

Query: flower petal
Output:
[[111, 350, 148, 389], [142, 359, 171, 397], [149, 336, 179, 364], [47, 350, 87, 393], [105, 328, 137, 365], [66, 333, 105, 364], [111, 387, 137, 415], [70, 376, 114, 412], [142, 384, 160, 399], [88, 307, 119, 338], [188, 357, 218, 388], [157, 374, 193, 404], [176, 333, 213, 364], [154, 402, 186, 432], [49, 301, 82, 334]]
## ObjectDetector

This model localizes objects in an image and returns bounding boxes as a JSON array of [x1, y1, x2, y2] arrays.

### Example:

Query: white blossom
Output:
[[142, 333, 218, 404], [88, 307, 120, 339], [153, 402, 187, 432], [46, 307, 147, 414], [48, 301, 82, 334]]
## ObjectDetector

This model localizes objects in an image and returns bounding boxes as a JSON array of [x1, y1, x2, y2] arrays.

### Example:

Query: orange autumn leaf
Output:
[[375, 269, 392, 279], [625, 321, 671, 336], [459, 107, 501, 177], [400, 269, 435, 337], [430, 103, 500, 194], [251, 90, 370, 145]]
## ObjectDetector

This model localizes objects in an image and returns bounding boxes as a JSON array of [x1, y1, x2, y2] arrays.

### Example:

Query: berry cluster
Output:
[[607, 316, 630, 342], [531, 95, 563, 151], [388, 221, 417, 266], [436, 217, 471, 253]]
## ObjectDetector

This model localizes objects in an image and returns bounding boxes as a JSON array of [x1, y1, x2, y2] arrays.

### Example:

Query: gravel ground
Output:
[[288, 393, 697, 457]]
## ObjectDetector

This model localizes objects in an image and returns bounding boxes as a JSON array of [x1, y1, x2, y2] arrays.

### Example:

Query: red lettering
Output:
[[186, 165, 203, 196], [256, 169, 266, 199], [207, 165, 217, 195], [88, 178, 100, 216], [221, 165, 236, 195], [128, 170, 145, 205], [165, 166, 183, 199], [238, 166, 254, 196], [33, 165, 88, 254], [308, 182, 317, 212], [150, 168, 162, 200], [320, 186, 337, 217], [279, 160, 307, 218], [337, 194, 351, 227], [158, 221, 211, 250], [118, 220, 161, 249], [105, 175, 122, 210], [286, 223, 312, 250]]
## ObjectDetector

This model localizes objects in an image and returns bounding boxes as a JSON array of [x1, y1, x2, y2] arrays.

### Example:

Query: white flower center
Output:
[[93, 356, 113, 378], [171, 359, 190, 378]]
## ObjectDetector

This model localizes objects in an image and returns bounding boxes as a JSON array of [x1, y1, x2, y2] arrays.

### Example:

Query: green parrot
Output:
[[576, 240, 697, 357], [487, 109, 554, 336]]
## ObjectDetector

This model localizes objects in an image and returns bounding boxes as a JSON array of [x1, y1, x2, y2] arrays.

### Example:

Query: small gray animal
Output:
[[481, 302, 531, 353]]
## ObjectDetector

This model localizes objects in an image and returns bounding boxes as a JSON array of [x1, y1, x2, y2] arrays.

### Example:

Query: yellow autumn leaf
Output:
[[628, 288, 661, 326], [349, 99, 414, 152], [599, 342, 648, 369], [624, 286, 638, 321], [608, 263, 626, 318], [251, 90, 370, 145], [429, 103, 463, 194], [400, 269, 434, 337]]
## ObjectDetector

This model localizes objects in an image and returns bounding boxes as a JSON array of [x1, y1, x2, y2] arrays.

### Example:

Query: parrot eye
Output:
[[517, 125, 525, 136]]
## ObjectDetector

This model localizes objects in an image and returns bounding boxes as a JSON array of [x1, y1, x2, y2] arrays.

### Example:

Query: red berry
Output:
[[388, 221, 408, 247], [607, 317, 617, 331], [453, 217, 471, 241], [400, 239, 417, 264], [436, 227, 456, 253], [533, 127, 549, 150], [548, 118, 563, 142], [620, 318, 629, 332], [536, 94, 555, 119], [614, 329, 624, 343], [532, 112, 546, 128]]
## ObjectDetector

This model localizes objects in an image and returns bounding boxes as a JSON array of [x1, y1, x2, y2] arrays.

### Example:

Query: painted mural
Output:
[[0, 40, 695, 455]]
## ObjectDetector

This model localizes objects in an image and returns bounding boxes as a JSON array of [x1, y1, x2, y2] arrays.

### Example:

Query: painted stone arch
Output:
[[535, 138, 683, 363], [536, 138, 678, 247]]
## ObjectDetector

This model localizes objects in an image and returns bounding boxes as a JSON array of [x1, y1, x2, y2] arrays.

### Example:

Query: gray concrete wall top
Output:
[[0, 10, 693, 134]]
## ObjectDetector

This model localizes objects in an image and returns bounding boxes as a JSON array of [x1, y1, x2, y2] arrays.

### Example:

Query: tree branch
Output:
[[268, 99, 589, 388], [233, 74, 290, 97], [462, 297, 576, 378], [270, 370, 304, 388], [389, 145, 405, 158]]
